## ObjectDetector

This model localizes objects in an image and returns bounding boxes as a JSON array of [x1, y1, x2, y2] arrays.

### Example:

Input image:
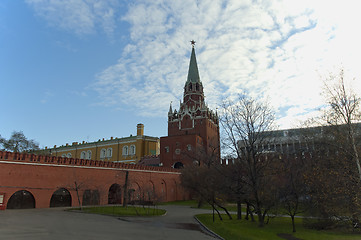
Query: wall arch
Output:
[[128, 182, 141, 204], [108, 183, 122, 204], [82, 189, 100, 206], [142, 181, 155, 204], [7, 190, 35, 209], [50, 188, 72, 207], [160, 179, 167, 202]]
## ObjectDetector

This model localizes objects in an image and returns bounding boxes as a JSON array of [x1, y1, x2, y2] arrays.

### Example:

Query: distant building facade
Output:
[[160, 43, 220, 168], [45, 124, 159, 164], [237, 123, 361, 157]]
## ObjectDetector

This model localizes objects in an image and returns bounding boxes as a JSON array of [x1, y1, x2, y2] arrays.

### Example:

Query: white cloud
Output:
[[94, 0, 361, 125], [28, 0, 361, 128]]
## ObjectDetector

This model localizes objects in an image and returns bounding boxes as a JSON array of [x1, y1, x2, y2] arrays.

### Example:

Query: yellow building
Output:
[[46, 124, 159, 164]]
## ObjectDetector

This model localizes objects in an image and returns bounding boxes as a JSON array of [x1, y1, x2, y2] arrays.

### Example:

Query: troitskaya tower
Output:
[[160, 41, 220, 168]]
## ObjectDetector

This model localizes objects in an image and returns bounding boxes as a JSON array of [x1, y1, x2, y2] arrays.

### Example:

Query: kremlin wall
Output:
[[0, 151, 184, 210]]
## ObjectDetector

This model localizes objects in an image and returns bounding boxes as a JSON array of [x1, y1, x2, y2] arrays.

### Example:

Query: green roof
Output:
[[186, 47, 201, 84]]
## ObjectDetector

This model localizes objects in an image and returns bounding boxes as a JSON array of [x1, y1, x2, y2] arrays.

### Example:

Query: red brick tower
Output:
[[160, 42, 220, 168]]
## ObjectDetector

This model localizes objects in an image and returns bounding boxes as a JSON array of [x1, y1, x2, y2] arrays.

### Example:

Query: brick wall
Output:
[[0, 151, 187, 209]]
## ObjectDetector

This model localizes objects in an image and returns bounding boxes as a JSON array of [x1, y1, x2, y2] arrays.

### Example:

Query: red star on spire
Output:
[[190, 40, 196, 47]]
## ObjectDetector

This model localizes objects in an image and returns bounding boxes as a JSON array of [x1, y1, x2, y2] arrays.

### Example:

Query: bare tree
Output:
[[181, 163, 232, 221], [298, 69, 361, 229], [180, 140, 233, 221], [220, 95, 276, 227], [275, 153, 309, 232], [0, 131, 39, 153], [322, 68, 361, 182], [303, 140, 361, 229]]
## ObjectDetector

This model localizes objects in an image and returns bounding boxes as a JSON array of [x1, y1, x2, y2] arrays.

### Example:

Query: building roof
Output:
[[48, 135, 159, 151]]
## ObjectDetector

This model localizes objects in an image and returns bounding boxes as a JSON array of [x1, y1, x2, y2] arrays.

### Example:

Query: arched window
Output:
[[66, 153, 72, 158], [107, 148, 112, 158], [130, 145, 136, 155], [81, 151, 86, 159], [87, 150, 92, 160], [123, 146, 128, 156], [100, 149, 106, 159]]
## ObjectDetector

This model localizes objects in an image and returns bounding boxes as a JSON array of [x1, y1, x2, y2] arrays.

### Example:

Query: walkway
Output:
[[0, 205, 216, 240]]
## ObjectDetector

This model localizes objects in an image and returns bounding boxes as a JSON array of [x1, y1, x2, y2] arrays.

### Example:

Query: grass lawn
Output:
[[161, 200, 244, 212], [70, 205, 166, 217], [196, 214, 361, 240], [159, 200, 200, 207]]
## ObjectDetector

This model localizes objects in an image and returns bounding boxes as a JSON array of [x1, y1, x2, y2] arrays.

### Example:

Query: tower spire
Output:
[[186, 40, 200, 84], [168, 101, 173, 114]]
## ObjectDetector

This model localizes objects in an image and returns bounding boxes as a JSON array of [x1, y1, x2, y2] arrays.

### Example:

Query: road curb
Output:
[[194, 216, 225, 240]]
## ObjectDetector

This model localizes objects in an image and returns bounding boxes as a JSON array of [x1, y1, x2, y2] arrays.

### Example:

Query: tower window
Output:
[[188, 83, 192, 91], [165, 146, 169, 153]]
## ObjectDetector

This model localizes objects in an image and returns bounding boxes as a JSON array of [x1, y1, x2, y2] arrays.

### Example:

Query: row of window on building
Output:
[[60, 145, 136, 160]]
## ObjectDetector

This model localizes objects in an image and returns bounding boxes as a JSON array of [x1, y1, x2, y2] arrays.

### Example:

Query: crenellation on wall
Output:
[[0, 151, 178, 173]]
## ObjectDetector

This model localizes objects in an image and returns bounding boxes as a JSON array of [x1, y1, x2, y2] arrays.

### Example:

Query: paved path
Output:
[[0, 206, 216, 240]]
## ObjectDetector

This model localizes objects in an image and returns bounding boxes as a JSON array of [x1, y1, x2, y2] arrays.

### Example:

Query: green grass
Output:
[[196, 214, 361, 240], [71, 205, 166, 217], [161, 200, 243, 212], [159, 200, 200, 207]]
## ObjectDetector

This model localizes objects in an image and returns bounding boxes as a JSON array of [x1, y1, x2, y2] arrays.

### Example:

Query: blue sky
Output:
[[1, 0, 361, 149]]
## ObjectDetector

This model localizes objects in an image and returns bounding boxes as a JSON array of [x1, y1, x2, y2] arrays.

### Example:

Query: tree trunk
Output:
[[197, 199, 204, 208], [245, 201, 250, 220], [237, 199, 242, 220], [214, 206, 223, 221], [215, 202, 232, 220], [123, 171, 129, 207], [291, 215, 296, 232], [74, 181, 82, 210], [350, 129, 361, 182], [256, 204, 264, 227]]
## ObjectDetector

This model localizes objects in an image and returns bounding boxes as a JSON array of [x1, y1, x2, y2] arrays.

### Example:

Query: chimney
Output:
[[137, 123, 144, 136]]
